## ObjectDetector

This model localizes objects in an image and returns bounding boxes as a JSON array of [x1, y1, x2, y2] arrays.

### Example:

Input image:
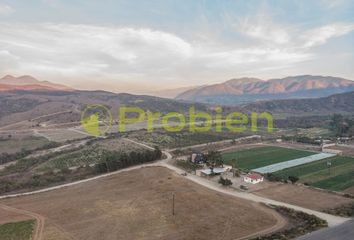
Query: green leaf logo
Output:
[[81, 104, 112, 137]]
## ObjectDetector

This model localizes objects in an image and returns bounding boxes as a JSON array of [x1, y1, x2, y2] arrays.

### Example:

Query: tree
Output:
[[205, 150, 223, 173]]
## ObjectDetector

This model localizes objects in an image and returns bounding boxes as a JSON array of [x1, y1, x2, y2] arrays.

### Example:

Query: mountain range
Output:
[[0, 75, 73, 92], [176, 75, 354, 105], [0, 74, 354, 128]]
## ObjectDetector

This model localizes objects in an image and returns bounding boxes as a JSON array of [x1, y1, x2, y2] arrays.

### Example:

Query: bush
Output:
[[219, 176, 233, 186], [266, 173, 283, 182], [288, 176, 299, 184]]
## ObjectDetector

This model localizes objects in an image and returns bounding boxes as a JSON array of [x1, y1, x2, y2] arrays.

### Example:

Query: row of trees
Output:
[[95, 147, 162, 173]]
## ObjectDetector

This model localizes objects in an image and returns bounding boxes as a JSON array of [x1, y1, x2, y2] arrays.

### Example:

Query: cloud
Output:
[[320, 0, 348, 9], [0, 21, 351, 91], [0, 4, 14, 16], [236, 16, 291, 44], [235, 14, 354, 49], [301, 23, 354, 48]]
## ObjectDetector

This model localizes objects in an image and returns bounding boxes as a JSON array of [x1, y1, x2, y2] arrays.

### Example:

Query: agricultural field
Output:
[[0, 167, 283, 240], [222, 146, 316, 170], [126, 128, 256, 149], [0, 220, 34, 240], [273, 156, 354, 192]]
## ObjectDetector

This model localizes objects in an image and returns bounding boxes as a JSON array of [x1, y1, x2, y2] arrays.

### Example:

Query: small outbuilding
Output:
[[243, 173, 264, 184]]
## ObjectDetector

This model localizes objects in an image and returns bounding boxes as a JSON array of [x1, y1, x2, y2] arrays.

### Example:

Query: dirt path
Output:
[[0, 204, 45, 240]]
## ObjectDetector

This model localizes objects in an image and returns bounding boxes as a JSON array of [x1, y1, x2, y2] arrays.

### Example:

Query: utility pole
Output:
[[172, 193, 175, 216], [327, 160, 332, 175]]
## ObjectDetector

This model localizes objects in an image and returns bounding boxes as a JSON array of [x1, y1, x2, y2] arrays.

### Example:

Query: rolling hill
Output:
[[176, 75, 354, 105]]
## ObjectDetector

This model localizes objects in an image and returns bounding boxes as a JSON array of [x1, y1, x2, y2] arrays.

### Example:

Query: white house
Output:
[[243, 173, 264, 184]]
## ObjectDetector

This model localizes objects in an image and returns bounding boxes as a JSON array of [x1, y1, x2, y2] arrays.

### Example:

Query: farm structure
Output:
[[244, 173, 264, 184]]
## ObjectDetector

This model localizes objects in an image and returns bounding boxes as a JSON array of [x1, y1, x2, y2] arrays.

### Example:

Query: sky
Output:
[[0, 0, 353, 93]]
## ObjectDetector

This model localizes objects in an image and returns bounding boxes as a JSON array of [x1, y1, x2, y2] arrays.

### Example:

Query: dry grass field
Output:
[[254, 183, 354, 211], [0, 167, 284, 240]]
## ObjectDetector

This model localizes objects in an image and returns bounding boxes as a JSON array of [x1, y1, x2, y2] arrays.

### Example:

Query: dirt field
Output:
[[254, 183, 354, 211], [0, 167, 284, 240], [0, 208, 32, 225]]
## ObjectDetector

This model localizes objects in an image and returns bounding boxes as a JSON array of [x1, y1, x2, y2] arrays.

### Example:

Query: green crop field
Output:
[[0, 220, 34, 240], [222, 146, 315, 170], [273, 156, 354, 191]]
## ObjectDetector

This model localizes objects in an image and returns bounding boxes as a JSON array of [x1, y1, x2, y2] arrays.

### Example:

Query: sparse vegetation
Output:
[[323, 202, 354, 217], [251, 206, 327, 240]]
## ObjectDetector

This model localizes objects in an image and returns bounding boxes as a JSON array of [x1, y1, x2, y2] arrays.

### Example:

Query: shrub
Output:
[[219, 176, 233, 186], [288, 176, 299, 184]]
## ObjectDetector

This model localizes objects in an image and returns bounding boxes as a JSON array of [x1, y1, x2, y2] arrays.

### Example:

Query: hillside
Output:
[[0, 90, 208, 127], [244, 91, 354, 115], [176, 75, 354, 105]]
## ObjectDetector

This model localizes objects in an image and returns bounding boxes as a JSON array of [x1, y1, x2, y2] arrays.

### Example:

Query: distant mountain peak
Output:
[[1, 74, 16, 80], [176, 75, 354, 105], [0, 75, 73, 92]]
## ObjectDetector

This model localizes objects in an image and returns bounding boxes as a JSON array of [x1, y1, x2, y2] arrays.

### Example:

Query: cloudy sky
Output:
[[0, 0, 353, 93]]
